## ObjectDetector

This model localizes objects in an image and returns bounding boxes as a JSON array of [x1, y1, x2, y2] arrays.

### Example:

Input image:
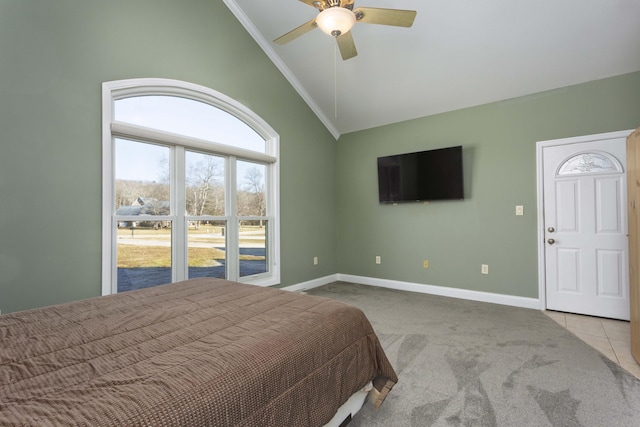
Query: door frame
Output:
[[536, 130, 634, 311]]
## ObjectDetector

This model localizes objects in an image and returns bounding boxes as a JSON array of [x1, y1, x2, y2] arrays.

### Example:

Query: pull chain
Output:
[[334, 42, 338, 118]]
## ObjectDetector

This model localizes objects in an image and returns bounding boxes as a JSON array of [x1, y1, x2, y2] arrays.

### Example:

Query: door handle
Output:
[[547, 238, 555, 245], [547, 227, 555, 233]]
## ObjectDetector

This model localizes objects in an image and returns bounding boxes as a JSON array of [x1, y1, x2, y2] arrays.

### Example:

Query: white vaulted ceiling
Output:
[[224, 0, 640, 139]]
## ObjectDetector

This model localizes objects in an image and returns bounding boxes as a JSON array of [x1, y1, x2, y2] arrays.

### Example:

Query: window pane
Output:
[[186, 151, 225, 216], [239, 220, 267, 277], [115, 139, 170, 213], [188, 220, 226, 280], [115, 96, 265, 153], [237, 161, 266, 217], [117, 221, 172, 292]]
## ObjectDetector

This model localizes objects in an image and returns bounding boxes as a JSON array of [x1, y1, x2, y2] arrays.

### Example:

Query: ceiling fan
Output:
[[273, 0, 417, 60]]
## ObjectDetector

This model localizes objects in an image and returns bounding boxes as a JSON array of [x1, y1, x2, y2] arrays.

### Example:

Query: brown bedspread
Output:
[[0, 278, 397, 426]]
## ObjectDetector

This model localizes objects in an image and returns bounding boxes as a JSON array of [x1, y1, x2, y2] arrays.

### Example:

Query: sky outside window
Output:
[[114, 96, 266, 187], [115, 96, 264, 152]]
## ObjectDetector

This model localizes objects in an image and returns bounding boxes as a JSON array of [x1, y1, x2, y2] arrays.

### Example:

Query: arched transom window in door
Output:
[[557, 151, 623, 176], [102, 79, 280, 295]]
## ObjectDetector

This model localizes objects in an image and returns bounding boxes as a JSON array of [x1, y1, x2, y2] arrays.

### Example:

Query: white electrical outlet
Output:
[[375, 256, 381, 264], [481, 264, 489, 274], [313, 256, 318, 265]]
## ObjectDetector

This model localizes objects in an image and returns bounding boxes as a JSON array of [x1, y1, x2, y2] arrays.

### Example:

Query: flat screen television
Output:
[[377, 146, 464, 203]]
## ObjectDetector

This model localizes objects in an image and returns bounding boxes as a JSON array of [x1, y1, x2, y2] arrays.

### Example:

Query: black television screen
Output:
[[377, 146, 464, 203]]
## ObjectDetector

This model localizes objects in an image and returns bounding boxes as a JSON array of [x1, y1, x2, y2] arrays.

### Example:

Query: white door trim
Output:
[[536, 130, 634, 311]]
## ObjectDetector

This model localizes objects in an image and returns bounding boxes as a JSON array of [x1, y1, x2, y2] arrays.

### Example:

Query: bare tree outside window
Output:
[[237, 163, 266, 226], [186, 153, 225, 228]]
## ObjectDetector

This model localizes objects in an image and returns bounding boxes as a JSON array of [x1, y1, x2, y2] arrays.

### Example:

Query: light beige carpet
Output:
[[307, 282, 640, 427]]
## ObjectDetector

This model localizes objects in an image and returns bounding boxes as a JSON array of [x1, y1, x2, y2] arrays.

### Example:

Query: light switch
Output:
[[515, 205, 524, 216]]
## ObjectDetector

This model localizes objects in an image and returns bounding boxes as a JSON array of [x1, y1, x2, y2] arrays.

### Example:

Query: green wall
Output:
[[337, 72, 640, 299], [1, 2, 639, 314], [0, 0, 337, 313]]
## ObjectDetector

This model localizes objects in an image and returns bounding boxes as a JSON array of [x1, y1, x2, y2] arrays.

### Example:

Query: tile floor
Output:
[[543, 310, 640, 380]]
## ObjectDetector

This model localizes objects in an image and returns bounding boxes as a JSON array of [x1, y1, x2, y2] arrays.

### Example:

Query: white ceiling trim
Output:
[[223, 0, 341, 140]]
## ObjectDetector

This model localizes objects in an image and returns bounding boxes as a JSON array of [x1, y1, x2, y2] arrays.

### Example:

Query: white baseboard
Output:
[[284, 274, 540, 310], [282, 274, 338, 292], [337, 274, 540, 310]]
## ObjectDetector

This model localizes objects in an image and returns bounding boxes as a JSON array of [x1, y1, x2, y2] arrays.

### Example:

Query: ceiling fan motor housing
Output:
[[315, 6, 356, 37]]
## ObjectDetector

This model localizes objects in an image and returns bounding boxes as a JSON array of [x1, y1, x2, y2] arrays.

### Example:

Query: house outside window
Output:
[[102, 79, 280, 295]]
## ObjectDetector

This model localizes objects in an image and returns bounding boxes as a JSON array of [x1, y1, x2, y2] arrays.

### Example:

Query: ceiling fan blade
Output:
[[273, 18, 317, 45], [354, 7, 417, 27], [336, 31, 357, 60]]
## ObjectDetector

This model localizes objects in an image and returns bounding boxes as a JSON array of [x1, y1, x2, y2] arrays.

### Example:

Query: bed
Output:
[[0, 278, 397, 426]]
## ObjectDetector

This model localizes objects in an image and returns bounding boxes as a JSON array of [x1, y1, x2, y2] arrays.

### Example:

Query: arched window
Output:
[[102, 79, 279, 295], [557, 152, 622, 176]]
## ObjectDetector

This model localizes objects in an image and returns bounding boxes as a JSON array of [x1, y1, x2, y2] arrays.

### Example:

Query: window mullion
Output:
[[227, 156, 239, 281], [174, 146, 187, 282]]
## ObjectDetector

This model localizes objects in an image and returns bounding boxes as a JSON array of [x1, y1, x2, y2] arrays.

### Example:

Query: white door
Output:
[[541, 134, 630, 320]]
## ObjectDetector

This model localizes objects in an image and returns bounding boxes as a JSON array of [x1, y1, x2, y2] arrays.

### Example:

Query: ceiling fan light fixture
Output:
[[316, 7, 356, 37]]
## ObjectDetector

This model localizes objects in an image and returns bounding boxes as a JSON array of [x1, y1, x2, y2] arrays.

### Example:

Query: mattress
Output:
[[0, 278, 397, 426]]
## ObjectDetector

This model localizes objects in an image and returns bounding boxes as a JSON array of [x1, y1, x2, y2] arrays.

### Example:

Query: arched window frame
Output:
[[102, 78, 280, 295]]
